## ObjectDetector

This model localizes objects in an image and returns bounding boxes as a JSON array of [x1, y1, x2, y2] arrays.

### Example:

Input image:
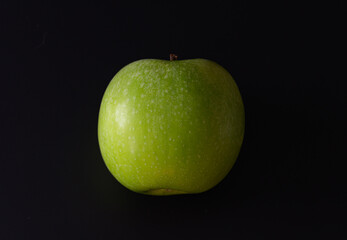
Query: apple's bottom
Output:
[[142, 188, 188, 196]]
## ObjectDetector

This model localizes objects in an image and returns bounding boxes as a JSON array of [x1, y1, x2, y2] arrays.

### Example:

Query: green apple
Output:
[[98, 55, 244, 196]]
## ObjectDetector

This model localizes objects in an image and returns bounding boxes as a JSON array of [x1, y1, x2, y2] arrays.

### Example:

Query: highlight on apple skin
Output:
[[98, 55, 245, 196]]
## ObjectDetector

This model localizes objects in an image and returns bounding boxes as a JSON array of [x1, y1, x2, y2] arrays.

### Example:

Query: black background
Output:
[[1, 1, 346, 239]]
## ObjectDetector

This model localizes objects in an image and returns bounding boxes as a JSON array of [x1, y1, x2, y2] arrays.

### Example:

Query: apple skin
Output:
[[98, 58, 244, 196]]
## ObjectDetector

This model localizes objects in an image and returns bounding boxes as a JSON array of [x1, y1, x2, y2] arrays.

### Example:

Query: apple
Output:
[[98, 55, 245, 195]]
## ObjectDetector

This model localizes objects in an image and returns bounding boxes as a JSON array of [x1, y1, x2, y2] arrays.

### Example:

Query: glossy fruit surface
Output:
[[98, 58, 244, 195]]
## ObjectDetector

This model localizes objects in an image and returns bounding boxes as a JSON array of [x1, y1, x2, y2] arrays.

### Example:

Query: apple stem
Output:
[[170, 54, 178, 61]]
